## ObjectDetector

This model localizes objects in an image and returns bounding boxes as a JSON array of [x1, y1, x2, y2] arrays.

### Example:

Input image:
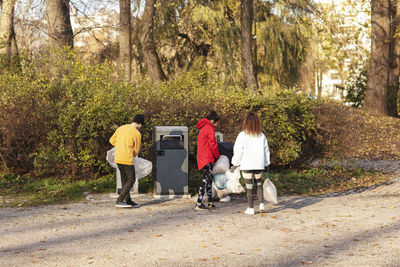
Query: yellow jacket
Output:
[[109, 124, 141, 165]]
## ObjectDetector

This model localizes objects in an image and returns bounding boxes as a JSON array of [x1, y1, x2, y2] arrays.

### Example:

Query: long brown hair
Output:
[[243, 111, 262, 136]]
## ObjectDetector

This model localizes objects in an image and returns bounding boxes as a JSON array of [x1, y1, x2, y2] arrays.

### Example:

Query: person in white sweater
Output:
[[231, 112, 270, 215]]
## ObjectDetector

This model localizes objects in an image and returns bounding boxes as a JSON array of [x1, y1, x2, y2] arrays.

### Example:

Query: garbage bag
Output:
[[225, 168, 245, 194], [263, 178, 278, 204], [134, 157, 153, 179], [106, 147, 152, 179], [212, 155, 230, 174], [214, 173, 228, 189], [212, 183, 230, 200]]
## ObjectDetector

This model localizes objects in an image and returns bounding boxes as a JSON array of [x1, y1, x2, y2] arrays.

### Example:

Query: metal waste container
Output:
[[153, 126, 189, 197]]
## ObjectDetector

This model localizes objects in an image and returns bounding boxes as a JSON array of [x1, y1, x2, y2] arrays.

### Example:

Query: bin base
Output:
[[153, 193, 191, 199]]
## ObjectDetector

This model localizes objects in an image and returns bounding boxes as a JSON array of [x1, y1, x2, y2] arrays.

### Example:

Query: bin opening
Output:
[[160, 135, 184, 149]]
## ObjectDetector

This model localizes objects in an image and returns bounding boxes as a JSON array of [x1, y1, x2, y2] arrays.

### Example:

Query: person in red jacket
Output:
[[195, 111, 220, 210]]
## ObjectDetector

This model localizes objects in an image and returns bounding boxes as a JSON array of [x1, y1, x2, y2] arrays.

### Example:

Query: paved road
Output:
[[1, 172, 400, 266]]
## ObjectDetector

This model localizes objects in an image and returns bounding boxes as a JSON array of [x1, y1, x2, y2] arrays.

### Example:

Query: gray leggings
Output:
[[242, 170, 263, 208]]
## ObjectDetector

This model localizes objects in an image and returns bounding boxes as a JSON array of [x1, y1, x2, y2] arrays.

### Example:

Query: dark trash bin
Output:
[[153, 126, 189, 197]]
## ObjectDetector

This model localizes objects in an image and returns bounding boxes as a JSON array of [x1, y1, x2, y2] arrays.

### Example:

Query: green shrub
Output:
[[0, 51, 319, 179]]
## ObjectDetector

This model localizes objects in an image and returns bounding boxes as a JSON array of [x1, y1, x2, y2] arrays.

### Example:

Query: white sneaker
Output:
[[219, 195, 231, 203], [259, 203, 266, 213], [245, 207, 255, 215]]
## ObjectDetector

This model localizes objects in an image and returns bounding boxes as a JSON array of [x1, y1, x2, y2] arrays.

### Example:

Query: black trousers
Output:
[[197, 163, 213, 203], [117, 164, 136, 203]]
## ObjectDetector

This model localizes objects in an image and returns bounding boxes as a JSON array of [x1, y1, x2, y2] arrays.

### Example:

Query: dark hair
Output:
[[206, 111, 220, 122], [243, 111, 262, 136], [133, 114, 145, 125]]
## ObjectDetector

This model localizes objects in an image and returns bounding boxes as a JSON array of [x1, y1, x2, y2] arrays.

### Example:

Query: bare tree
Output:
[[140, 0, 166, 85], [240, 0, 258, 91], [364, 0, 390, 115], [45, 0, 74, 49], [0, 0, 17, 55], [119, 0, 131, 82], [388, 0, 400, 117]]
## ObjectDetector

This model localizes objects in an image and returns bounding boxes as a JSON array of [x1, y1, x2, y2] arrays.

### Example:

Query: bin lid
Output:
[[153, 126, 188, 132]]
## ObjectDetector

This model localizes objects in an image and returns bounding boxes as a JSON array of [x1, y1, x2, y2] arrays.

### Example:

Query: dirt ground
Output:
[[1, 172, 400, 267]]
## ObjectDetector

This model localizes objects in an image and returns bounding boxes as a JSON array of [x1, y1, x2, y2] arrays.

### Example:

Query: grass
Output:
[[0, 166, 393, 208], [0, 173, 115, 208], [268, 167, 392, 196]]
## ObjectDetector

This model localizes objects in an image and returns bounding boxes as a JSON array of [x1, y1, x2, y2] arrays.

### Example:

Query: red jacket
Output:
[[196, 118, 220, 170]]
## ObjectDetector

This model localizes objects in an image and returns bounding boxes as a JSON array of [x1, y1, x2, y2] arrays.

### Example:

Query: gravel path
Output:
[[1, 172, 400, 267]]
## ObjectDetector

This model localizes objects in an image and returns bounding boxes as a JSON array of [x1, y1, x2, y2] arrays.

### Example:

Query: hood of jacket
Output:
[[196, 118, 212, 130]]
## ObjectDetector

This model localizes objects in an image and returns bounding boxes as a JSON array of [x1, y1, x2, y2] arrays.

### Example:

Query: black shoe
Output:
[[195, 203, 208, 211], [208, 202, 216, 209], [126, 200, 141, 208]]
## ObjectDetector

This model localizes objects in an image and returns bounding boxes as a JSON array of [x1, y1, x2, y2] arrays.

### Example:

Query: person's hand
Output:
[[229, 165, 238, 173], [264, 165, 270, 173]]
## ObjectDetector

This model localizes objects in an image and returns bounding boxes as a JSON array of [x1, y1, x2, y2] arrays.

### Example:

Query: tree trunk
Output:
[[0, 0, 16, 55], [388, 0, 400, 116], [240, 0, 258, 91], [140, 0, 166, 85], [364, 0, 390, 115], [119, 0, 131, 82], [45, 0, 74, 50]]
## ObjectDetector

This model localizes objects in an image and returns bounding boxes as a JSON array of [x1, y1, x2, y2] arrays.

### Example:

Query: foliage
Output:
[[337, 65, 368, 107], [0, 52, 320, 179]]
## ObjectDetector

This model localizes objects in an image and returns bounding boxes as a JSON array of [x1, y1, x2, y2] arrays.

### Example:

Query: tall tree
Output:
[[140, 0, 166, 84], [388, 0, 400, 116], [240, 0, 258, 91], [364, 0, 390, 115], [119, 0, 131, 82], [45, 0, 74, 49], [0, 0, 17, 55]]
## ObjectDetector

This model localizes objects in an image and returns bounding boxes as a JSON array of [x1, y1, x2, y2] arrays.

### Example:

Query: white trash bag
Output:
[[106, 147, 152, 179], [225, 168, 245, 194], [263, 178, 278, 204], [212, 183, 230, 201], [212, 155, 230, 174]]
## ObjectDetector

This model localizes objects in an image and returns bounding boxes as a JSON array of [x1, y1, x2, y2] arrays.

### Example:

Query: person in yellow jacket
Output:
[[109, 114, 144, 208]]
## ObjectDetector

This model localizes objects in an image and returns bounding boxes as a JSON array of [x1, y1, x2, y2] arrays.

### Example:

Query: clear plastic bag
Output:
[[263, 178, 278, 204], [214, 173, 228, 189], [106, 147, 152, 179], [225, 168, 245, 194], [212, 155, 230, 174]]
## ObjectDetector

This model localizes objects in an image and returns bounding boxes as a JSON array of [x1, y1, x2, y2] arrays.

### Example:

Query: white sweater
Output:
[[231, 131, 270, 170]]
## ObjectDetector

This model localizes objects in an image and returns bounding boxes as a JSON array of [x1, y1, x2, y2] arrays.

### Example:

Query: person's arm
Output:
[[264, 134, 270, 168], [109, 128, 118, 146], [132, 131, 141, 157], [207, 127, 220, 159], [231, 133, 244, 167]]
